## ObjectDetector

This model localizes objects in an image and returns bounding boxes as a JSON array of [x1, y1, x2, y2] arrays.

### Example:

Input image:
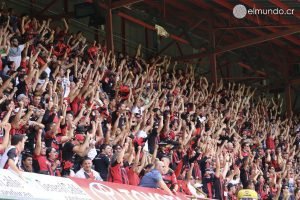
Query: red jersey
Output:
[[127, 167, 140, 186], [178, 180, 192, 195], [108, 162, 129, 184], [34, 154, 51, 173], [266, 136, 275, 150], [162, 169, 178, 189]]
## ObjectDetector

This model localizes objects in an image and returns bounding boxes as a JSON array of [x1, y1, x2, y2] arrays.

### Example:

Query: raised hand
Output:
[[19, 101, 24, 107], [28, 105, 35, 112], [106, 123, 112, 130], [2, 122, 11, 132]]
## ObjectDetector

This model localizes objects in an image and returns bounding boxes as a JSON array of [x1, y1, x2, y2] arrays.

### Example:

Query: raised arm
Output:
[[62, 18, 69, 34], [0, 123, 11, 152], [34, 129, 43, 156], [117, 142, 129, 163], [158, 179, 173, 196], [151, 144, 159, 163], [73, 134, 91, 157], [60, 123, 76, 144]]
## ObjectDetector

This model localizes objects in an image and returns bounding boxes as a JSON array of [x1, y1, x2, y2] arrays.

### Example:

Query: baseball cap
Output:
[[75, 134, 85, 142]]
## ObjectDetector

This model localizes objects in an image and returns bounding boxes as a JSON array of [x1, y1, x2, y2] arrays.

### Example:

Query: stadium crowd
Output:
[[0, 8, 299, 200]]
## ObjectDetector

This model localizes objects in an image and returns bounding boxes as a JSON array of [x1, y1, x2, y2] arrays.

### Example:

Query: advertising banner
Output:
[[70, 177, 187, 200], [0, 169, 199, 200]]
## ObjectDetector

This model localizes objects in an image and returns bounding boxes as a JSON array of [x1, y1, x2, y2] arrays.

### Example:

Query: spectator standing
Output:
[[161, 156, 178, 193], [0, 134, 26, 177], [33, 128, 51, 174], [61, 132, 90, 176], [8, 37, 25, 69], [46, 147, 61, 176], [93, 144, 112, 181], [108, 143, 129, 184]]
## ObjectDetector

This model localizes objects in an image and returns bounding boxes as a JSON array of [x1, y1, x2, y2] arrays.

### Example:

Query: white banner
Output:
[[0, 169, 91, 200], [23, 172, 91, 200], [0, 169, 43, 200]]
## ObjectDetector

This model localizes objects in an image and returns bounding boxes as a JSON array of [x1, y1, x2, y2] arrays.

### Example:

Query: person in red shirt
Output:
[[46, 147, 61, 176], [87, 41, 99, 59], [161, 156, 178, 192], [127, 146, 144, 186], [108, 143, 129, 184], [33, 128, 52, 175]]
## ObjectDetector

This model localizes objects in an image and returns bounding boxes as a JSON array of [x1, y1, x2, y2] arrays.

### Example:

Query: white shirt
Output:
[[75, 168, 102, 181], [8, 44, 25, 68], [131, 106, 145, 115], [87, 147, 97, 160], [62, 77, 71, 98], [0, 146, 19, 173], [45, 67, 51, 78], [198, 116, 207, 123], [137, 130, 149, 152]]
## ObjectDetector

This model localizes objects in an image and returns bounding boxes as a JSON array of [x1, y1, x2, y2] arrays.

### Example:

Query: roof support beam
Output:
[[174, 51, 209, 61], [290, 78, 300, 85], [210, 31, 217, 86], [237, 62, 266, 77], [215, 24, 300, 30], [96, 1, 189, 45], [164, 0, 210, 23], [35, 0, 58, 16], [105, 1, 114, 52], [190, 0, 300, 57], [240, 0, 300, 45], [37, 12, 74, 20], [117, 12, 189, 45], [209, 13, 217, 86], [175, 42, 183, 56], [111, 0, 143, 9], [121, 17, 126, 54], [176, 26, 300, 60], [216, 26, 300, 54], [285, 84, 292, 118], [144, 0, 209, 32], [269, 0, 300, 19], [156, 19, 204, 55], [64, 0, 68, 13], [222, 77, 265, 80], [208, 0, 300, 46]]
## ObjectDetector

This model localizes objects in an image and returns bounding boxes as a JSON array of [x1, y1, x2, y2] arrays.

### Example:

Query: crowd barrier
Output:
[[0, 169, 211, 200]]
